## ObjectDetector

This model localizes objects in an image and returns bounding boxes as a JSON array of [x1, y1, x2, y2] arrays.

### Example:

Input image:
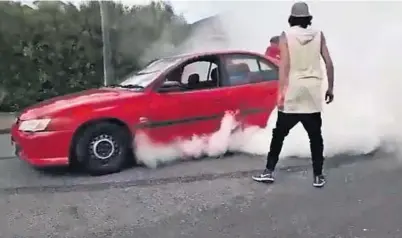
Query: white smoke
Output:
[[133, 1, 402, 167], [134, 111, 239, 168]]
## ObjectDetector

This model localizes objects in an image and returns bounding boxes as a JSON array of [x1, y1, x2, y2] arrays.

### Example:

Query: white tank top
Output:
[[282, 26, 323, 114]]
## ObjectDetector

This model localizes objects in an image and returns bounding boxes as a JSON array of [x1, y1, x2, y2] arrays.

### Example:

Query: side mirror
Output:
[[158, 81, 183, 93]]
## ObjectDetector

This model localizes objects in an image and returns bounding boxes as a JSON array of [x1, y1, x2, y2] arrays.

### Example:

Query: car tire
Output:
[[75, 122, 131, 176]]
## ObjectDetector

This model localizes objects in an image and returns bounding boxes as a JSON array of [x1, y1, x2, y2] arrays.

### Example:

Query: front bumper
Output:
[[11, 124, 73, 167]]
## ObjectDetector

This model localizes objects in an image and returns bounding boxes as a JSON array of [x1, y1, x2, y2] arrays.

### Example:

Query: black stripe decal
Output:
[[137, 108, 268, 129]]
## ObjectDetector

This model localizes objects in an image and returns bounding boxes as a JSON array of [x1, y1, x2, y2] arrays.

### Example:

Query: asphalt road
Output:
[[0, 133, 402, 238]]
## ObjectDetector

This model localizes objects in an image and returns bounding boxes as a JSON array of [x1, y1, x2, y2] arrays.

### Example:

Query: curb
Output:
[[0, 128, 10, 134]]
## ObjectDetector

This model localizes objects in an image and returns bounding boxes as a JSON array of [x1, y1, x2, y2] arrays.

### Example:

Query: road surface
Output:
[[0, 133, 401, 238]]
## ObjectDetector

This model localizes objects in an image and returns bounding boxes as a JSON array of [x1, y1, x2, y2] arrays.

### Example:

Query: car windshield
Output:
[[119, 57, 183, 88]]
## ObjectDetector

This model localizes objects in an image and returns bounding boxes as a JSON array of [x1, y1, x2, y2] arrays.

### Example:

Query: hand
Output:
[[325, 89, 334, 104]]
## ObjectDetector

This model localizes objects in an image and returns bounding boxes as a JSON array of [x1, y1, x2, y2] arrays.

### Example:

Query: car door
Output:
[[144, 57, 229, 144], [220, 53, 279, 128]]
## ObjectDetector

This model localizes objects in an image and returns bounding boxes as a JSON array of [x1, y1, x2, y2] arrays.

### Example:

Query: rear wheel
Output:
[[75, 122, 131, 176]]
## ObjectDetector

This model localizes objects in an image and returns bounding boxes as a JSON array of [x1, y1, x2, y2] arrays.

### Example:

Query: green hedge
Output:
[[0, 0, 190, 112]]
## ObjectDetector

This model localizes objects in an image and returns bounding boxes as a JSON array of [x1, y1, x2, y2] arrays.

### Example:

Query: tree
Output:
[[0, 0, 190, 111]]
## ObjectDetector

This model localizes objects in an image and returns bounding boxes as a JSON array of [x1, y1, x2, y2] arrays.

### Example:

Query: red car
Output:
[[11, 50, 279, 175]]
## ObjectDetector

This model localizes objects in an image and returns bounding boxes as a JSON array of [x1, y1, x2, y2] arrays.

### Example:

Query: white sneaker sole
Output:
[[252, 176, 275, 183], [313, 180, 326, 187]]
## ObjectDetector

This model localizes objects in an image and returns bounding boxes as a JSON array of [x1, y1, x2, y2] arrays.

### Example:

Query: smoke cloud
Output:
[[133, 1, 402, 167]]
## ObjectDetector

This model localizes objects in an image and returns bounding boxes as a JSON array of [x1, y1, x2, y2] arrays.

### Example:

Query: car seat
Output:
[[237, 63, 250, 73], [227, 63, 251, 86], [187, 73, 200, 90]]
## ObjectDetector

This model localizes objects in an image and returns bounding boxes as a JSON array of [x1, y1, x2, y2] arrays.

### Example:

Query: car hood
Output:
[[19, 88, 141, 120]]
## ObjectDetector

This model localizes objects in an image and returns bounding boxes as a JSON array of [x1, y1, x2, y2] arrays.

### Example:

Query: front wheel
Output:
[[75, 122, 131, 176]]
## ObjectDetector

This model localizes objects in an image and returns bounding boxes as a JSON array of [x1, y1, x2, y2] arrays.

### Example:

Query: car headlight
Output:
[[18, 119, 51, 132]]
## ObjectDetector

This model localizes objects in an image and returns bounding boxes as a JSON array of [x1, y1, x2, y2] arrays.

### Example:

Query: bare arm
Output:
[[320, 32, 334, 91], [279, 32, 290, 93]]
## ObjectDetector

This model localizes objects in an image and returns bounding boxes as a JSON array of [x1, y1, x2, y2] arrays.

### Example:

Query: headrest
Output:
[[188, 73, 200, 84], [227, 63, 250, 74], [237, 63, 250, 73]]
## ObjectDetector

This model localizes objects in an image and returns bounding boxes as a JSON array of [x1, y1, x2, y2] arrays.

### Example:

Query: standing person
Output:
[[252, 1, 334, 188], [265, 35, 280, 60]]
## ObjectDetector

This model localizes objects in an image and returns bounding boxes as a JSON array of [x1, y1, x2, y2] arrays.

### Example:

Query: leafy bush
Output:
[[0, 0, 190, 111]]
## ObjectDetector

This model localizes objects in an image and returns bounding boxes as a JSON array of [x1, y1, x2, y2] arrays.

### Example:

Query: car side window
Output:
[[181, 61, 217, 84], [161, 57, 221, 93], [223, 55, 257, 86], [258, 57, 278, 82], [223, 54, 278, 86]]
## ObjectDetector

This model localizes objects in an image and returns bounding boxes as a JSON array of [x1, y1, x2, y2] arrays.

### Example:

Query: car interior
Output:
[[225, 62, 251, 86], [160, 54, 278, 92], [186, 66, 219, 89], [163, 55, 221, 92], [224, 56, 278, 86]]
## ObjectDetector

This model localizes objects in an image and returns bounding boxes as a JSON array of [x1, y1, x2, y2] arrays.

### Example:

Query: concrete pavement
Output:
[[0, 134, 13, 159], [0, 133, 401, 238]]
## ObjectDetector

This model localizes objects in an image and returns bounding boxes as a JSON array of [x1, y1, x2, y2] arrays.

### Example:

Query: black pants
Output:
[[266, 111, 324, 176]]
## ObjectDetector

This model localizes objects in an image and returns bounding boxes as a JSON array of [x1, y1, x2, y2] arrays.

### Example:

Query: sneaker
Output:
[[252, 169, 275, 183], [313, 175, 326, 187]]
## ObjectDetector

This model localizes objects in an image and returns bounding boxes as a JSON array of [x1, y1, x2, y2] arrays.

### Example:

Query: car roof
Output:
[[162, 50, 269, 62]]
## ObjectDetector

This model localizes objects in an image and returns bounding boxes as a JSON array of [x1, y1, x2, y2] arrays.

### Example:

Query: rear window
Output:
[[223, 54, 278, 87]]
